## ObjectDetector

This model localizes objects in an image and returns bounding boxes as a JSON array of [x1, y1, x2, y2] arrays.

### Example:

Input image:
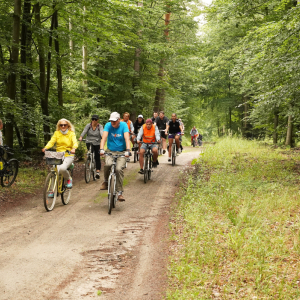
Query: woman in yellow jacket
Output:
[[42, 119, 78, 190]]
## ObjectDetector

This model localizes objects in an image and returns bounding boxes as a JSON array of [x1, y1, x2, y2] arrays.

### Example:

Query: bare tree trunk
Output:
[[82, 6, 88, 89], [5, 0, 22, 148], [273, 108, 279, 144], [34, 3, 50, 142], [285, 115, 293, 146], [154, 9, 171, 111], [21, 0, 34, 149], [229, 107, 232, 132], [69, 18, 73, 54], [53, 9, 63, 106]]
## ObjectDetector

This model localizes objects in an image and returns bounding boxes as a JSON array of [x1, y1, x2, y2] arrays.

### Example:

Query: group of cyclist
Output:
[[41, 111, 201, 202]]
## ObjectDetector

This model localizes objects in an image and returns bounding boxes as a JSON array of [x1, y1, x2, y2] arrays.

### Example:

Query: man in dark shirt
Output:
[[154, 111, 168, 154], [165, 113, 183, 162], [151, 112, 158, 123]]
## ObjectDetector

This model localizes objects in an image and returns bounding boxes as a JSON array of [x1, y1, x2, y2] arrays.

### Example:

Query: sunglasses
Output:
[[60, 124, 68, 127], [91, 118, 98, 121]]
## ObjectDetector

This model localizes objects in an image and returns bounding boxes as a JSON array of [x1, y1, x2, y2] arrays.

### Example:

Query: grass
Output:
[[167, 137, 300, 299], [0, 166, 47, 200]]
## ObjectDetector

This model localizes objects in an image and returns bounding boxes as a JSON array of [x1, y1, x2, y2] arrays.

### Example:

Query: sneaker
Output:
[[152, 161, 157, 168], [168, 158, 171, 162], [48, 191, 54, 198], [118, 194, 125, 201], [126, 157, 130, 162], [138, 169, 144, 174], [177, 148, 182, 154], [66, 179, 73, 189], [100, 181, 108, 190], [163, 150, 166, 154], [96, 172, 100, 179], [156, 160, 159, 165]]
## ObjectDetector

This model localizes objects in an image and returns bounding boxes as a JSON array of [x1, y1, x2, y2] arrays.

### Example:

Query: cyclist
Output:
[[42, 118, 78, 192], [165, 113, 183, 162], [197, 133, 203, 146], [190, 126, 199, 145], [178, 118, 184, 151], [121, 112, 135, 142], [151, 112, 158, 123], [133, 115, 145, 152], [79, 114, 103, 179], [0, 119, 3, 146], [99, 112, 131, 201], [137, 119, 160, 174], [154, 111, 168, 154]]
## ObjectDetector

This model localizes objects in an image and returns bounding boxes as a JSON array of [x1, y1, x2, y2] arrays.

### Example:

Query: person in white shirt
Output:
[[0, 119, 3, 146]]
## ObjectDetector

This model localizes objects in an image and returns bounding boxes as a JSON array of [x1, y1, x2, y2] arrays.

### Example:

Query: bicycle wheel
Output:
[[148, 155, 152, 180], [108, 175, 115, 214], [172, 145, 176, 166], [0, 159, 19, 187], [85, 156, 92, 183], [92, 158, 96, 181], [134, 150, 137, 163], [144, 155, 148, 183], [43, 172, 57, 211], [61, 178, 71, 205], [193, 139, 196, 147]]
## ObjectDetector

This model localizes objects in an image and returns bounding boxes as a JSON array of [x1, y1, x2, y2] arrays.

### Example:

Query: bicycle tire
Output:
[[92, 161, 96, 181], [61, 178, 71, 205], [43, 172, 57, 211], [85, 157, 92, 183], [193, 139, 196, 147], [144, 155, 148, 183], [0, 159, 19, 187], [172, 145, 176, 166], [108, 175, 115, 214], [148, 155, 152, 180], [134, 151, 137, 163]]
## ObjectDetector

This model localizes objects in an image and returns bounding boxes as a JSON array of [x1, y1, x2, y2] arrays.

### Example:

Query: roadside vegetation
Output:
[[168, 137, 300, 299]]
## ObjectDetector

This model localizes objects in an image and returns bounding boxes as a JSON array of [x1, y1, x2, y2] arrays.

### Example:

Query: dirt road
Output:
[[0, 147, 201, 300]]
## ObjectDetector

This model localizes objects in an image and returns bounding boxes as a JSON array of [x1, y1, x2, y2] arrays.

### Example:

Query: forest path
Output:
[[0, 147, 201, 300]]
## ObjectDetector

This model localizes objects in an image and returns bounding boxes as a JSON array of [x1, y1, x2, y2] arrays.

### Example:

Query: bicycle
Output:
[[142, 142, 157, 184], [170, 133, 183, 166], [158, 130, 166, 155], [105, 152, 125, 215], [82, 139, 96, 183], [43, 150, 74, 211], [192, 135, 197, 147], [0, 145, 19, 187]]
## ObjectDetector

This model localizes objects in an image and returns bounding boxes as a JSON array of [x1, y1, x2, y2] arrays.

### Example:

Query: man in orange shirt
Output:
[[137, 119, 160, 174]]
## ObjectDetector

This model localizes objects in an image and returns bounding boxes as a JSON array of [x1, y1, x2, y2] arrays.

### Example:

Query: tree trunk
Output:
[[53, 9, 63, 106], [34, 3, 50, 142], [229, 107, 232, 132], [273, 107, 279, 144], [154, 9, 171, 111], [21, 0, 33, 150], [285, 115, 293, 147], [82, 6, 88, 89], [69, 18, 73, 54], [5, 0, 22, 148]]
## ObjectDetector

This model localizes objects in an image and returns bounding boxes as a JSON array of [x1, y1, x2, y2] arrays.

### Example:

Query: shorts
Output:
[[159, 131, 167, 139], [141, 143, 158, 151], [168, 132, 181, 139]]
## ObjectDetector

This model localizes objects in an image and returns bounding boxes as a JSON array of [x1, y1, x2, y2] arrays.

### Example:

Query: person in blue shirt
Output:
[[99, 112, 131, 201]]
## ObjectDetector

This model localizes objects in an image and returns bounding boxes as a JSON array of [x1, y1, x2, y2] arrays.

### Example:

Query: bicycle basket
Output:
[[45, 151, 64, 165]]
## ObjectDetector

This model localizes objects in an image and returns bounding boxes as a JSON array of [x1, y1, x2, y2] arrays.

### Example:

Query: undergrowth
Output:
[[168, 137, 300, 299]]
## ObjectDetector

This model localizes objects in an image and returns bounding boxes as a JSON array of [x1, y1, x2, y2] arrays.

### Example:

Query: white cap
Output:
[[138, 114, 143, 118], [109, 112, 120, 121]]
